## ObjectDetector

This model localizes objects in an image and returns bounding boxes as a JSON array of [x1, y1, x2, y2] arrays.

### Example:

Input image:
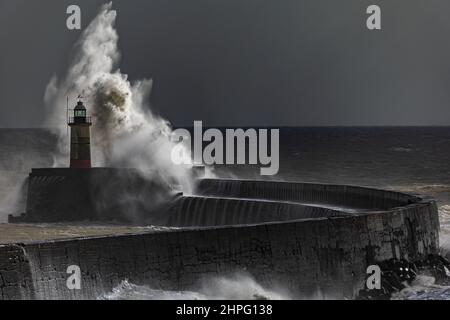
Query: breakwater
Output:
[[1, 176, 441, 300]]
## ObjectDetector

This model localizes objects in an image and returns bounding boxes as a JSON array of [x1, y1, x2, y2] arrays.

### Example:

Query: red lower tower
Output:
[[68, 99, 92, 168]]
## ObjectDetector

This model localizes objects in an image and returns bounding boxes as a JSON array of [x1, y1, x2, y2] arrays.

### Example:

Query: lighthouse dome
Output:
[[74, 101, 86, 110]]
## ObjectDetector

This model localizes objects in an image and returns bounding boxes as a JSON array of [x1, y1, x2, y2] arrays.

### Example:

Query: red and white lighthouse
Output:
[[68, 99, 92, 168]]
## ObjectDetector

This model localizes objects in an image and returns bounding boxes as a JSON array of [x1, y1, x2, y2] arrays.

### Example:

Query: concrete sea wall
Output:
[[1, 177, 441, 299]]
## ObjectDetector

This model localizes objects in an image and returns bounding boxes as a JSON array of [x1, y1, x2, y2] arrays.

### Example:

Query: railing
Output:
[[68, 116, 92, 125]]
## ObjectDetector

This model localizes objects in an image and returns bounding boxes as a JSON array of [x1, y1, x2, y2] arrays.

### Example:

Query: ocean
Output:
[[1, 126, 450, 300]]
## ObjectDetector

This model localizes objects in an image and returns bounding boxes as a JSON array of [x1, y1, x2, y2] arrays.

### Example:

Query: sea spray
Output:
[[44, 2, 194, 194], [0, 174, 28, 222], [99, 273, 291, 300]]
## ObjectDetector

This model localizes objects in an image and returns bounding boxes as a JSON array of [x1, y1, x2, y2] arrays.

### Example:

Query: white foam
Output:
[[99, 274, 291, 300]]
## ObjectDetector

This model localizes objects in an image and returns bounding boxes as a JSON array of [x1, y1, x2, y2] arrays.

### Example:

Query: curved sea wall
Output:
[[166, 195, 351, 227], [195, 179, 419, 210], [0, 177, 440, 300], [164, 179, 423, 227]]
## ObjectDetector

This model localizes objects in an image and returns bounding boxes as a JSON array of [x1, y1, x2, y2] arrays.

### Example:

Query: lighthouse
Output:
[[68, 99, 92, 168]]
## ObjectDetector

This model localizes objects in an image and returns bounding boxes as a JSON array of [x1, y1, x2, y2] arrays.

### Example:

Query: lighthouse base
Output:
[[14, 168, 174, 224], [70, 160, 92, 168]]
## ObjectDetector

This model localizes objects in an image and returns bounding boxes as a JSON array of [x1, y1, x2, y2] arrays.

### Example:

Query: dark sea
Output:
[[1, 127, 450, 300]]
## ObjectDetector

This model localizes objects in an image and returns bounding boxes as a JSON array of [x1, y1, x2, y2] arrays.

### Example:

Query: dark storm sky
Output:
[[1, 0, 450, 127]]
